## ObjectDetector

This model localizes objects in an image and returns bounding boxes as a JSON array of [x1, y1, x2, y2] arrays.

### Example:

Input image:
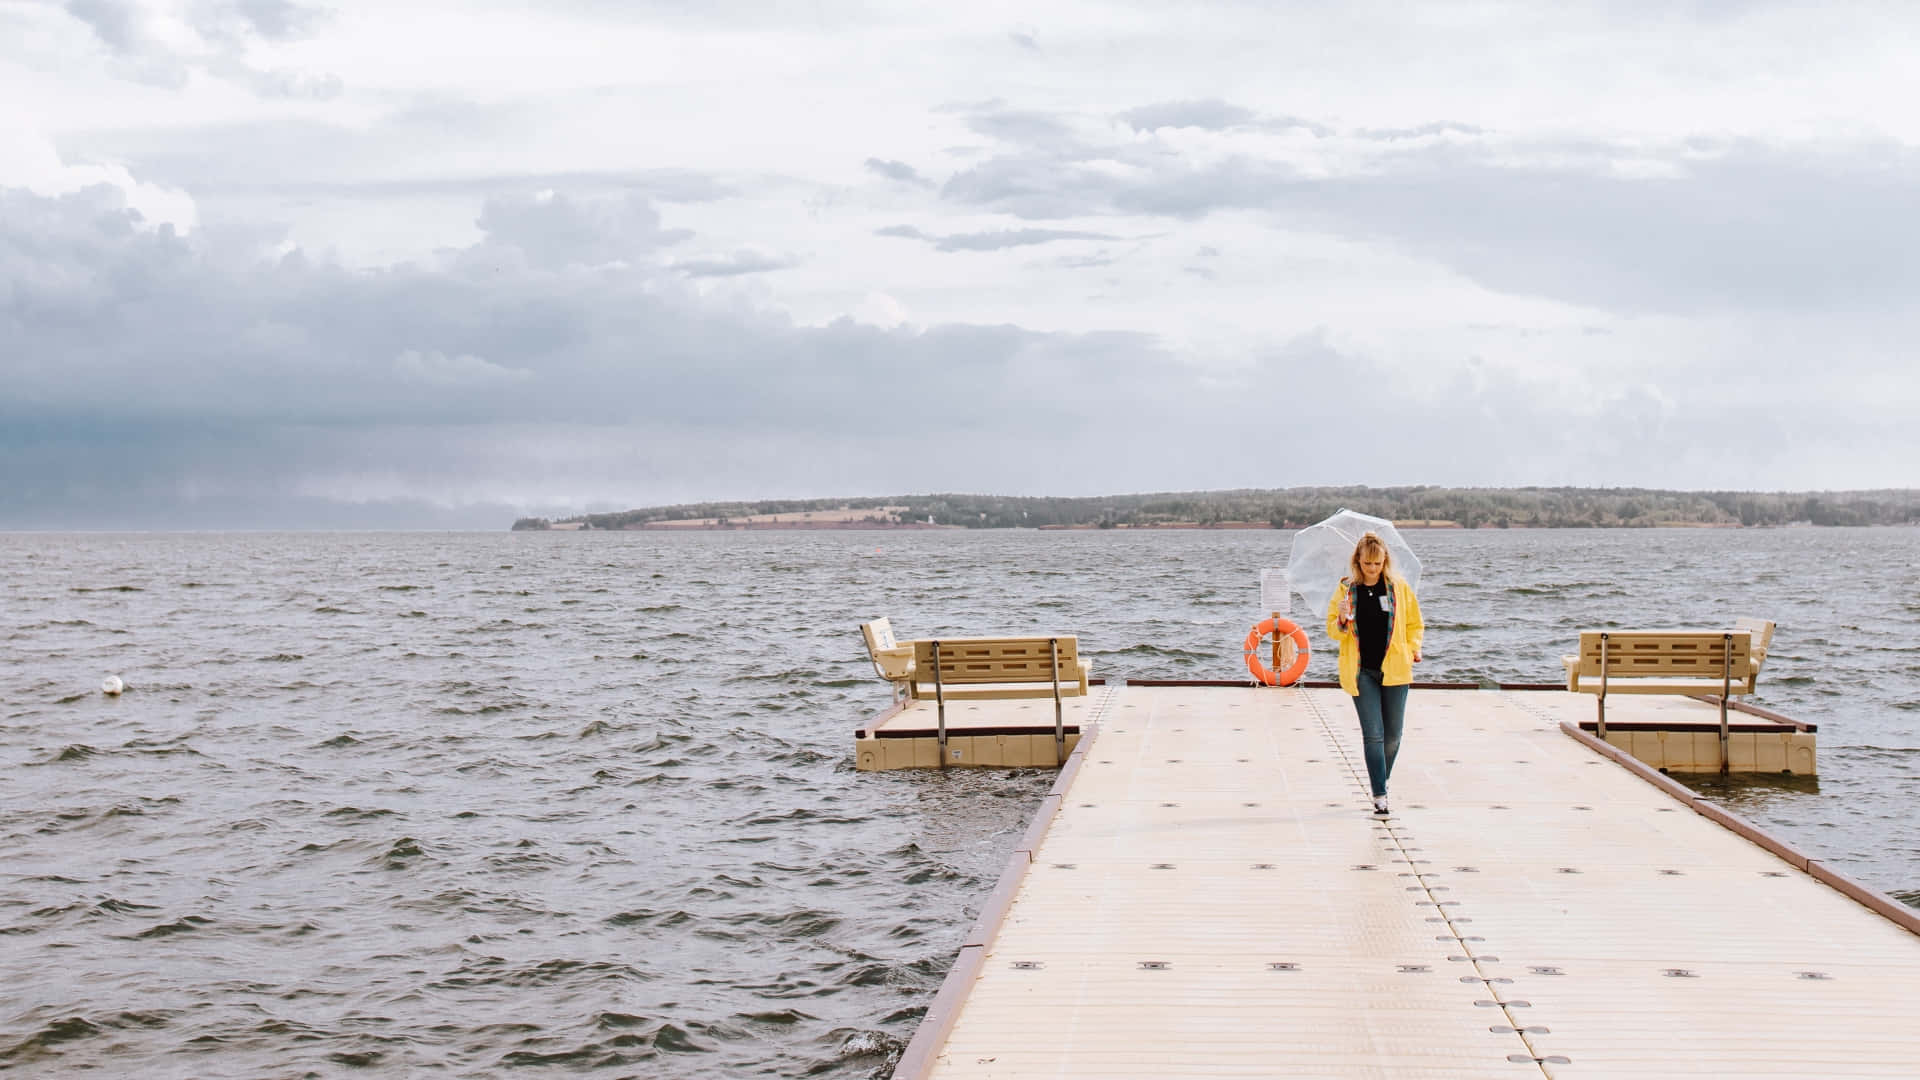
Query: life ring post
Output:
[[1244, 617, 1310, 687]]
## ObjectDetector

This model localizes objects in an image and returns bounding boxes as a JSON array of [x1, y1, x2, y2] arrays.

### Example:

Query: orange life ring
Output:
[[1243, 617, 1310, 686]]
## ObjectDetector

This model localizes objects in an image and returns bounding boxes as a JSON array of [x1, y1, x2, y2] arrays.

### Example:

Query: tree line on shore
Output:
[[512, 486, 1920, 531]]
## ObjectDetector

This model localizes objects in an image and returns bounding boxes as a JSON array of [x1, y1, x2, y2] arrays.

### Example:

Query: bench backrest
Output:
[[860, 617, 898, 657], [1732, 617, 1775, 667], [911, 636, 1080, 685], [1573, 630, 1751, 679]]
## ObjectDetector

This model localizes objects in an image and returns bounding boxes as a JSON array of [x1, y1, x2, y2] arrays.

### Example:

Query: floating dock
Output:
[[854, 690, 1108, 770], [891, 685, 1917, 1078]]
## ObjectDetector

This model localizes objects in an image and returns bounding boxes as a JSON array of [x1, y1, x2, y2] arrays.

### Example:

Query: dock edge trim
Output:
[[890, 695, 1104, 1079]]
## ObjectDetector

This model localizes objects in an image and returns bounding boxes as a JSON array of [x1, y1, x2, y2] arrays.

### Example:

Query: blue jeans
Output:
[[1351, 668, 1408, 798]]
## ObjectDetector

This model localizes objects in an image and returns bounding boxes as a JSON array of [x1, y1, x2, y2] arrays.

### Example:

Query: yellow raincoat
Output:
[[1324, 575, 1425, 695]]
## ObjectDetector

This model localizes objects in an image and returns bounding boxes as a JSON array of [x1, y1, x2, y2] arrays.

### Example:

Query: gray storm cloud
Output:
[[12, 3, 1920, 532], [472, 191, 692, 268], [1119, 100, 1258, 132], [671, 250, 800, 277], [6, 2, 1917, 530], [1116, 100, 1332, 136], [864, 158, 933, 187], [5, 180, 1690, 527], [0, 184, 1219, 524], [875, 225, 1118, 252], [63, 0, 337, 97], [2, 167, 1908, 528], [940, 125, 1920, 314]]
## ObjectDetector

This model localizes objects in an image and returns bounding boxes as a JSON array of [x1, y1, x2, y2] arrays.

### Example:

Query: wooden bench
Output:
[[858, 621, 1092, 769], [1562, 620, 1775, 769], [1563, 617, 1774, 695], [859, 621, 1093, 701]]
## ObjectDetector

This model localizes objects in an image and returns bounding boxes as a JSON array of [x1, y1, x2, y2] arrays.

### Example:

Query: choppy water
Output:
[[3, 527, 1916, 1077]]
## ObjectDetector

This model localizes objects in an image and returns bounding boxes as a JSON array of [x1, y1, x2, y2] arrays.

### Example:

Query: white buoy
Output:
[[101, 676, 124, 696]]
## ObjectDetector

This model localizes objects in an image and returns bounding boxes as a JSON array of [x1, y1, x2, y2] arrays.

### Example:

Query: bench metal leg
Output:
[[1050, 637, 1065, 765], [932, 640, 946, 770], [1720, 632, 1732, 774], [1596, 633, 1608, 742]]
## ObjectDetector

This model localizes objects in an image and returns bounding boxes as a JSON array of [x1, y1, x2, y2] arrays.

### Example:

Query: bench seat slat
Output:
[[1567, 677, 1757, 696], [902, 682, 1089, 701]]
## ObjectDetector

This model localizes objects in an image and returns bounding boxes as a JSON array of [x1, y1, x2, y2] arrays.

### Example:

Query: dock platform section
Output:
[[854, 686, 1118, 770], [896, 685, 1917, 1078]]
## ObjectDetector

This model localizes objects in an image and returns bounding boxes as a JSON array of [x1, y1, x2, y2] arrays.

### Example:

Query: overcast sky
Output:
[[5, 1, 1918, 527]]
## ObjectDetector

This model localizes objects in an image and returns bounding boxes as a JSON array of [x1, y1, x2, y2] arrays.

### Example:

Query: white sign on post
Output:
[[1260, 568, 1292, 614]]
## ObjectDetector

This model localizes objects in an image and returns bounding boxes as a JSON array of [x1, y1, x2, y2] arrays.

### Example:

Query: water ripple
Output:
[[2, 527, 1916, 1076]]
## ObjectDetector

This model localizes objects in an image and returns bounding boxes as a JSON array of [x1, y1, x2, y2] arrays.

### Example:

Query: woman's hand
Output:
[[1412, 649, 1423, 663]]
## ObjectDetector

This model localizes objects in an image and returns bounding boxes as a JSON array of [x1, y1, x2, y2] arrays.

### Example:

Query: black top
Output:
[[1353, 577, 1391, 671]]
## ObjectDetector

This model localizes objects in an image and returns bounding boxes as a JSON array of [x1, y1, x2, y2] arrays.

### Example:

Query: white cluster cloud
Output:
[[61, 0, 340, 97], [0, 117, 197, 232]]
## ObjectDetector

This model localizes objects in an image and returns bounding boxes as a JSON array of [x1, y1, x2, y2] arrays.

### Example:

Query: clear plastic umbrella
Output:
[[1286, 508, 1423, 623]]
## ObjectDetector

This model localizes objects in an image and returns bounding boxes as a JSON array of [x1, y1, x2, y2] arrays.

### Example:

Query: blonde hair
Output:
[[1349, 531, 1393, 582]]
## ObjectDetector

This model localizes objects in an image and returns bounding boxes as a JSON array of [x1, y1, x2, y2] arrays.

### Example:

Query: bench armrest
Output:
[[872, 645, 915, 681]]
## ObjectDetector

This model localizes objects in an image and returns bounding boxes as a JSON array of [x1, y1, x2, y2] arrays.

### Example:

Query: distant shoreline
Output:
[[514, 486, 1920, 531], [538, 518, 1767, 533], [581, 519, 956, 531]]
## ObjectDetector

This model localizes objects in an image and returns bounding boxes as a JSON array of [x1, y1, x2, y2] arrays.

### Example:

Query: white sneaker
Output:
[[1372, 796, 1389, 815]]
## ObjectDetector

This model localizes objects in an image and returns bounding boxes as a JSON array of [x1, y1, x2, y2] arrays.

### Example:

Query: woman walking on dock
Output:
[[1326, 531, 1424, 815]]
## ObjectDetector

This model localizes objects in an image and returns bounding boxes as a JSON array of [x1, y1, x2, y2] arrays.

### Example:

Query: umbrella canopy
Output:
[[1286, 508, 1423, 623]]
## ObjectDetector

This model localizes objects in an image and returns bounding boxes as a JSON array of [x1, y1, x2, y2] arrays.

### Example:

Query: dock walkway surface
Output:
[[898, 685, 1920, 1078]]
